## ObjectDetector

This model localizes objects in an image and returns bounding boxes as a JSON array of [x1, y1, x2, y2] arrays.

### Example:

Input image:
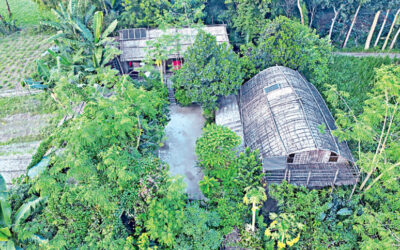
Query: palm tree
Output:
[[243, 186, 267, 232]]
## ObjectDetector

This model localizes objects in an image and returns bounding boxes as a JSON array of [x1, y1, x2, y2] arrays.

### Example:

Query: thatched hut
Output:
[[217, 66, 359, 187], [116, 25, 229, 75]]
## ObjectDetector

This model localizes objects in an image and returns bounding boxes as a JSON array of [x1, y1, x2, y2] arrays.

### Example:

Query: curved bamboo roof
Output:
[[239, 66, 354, 162]]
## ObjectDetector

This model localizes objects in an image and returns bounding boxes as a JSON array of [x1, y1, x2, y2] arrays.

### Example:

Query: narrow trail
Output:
[[335, 52, 400, 59]]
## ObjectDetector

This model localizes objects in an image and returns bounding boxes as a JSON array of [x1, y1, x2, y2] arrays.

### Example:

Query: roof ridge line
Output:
[[276, 66, 319, 151]]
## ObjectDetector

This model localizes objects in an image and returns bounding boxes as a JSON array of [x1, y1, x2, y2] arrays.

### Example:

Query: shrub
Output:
[[241, 16, 332, 87]]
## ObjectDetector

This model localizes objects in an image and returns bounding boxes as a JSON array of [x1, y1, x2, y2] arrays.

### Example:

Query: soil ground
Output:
[[159, 104, 206, 200], [335, 52, 400, 58]]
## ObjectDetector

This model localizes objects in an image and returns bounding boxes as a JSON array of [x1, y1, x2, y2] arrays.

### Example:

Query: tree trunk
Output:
[[343, 4, 361, 48], [309, 7, 315, 28], [251, 203, 256, 232], [365, 10, 381, 50], [297, 0, 304, 25], [374, 9, 390, 47], [5, 0, 12, 19], [329, 7, 340, 40], [389, 26, 400, 50], [382, 9, 400, 50]]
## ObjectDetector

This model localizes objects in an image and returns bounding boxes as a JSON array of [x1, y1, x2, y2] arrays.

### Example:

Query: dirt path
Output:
[[0, 142, 41, 187], [159, 104, 206, 200], [335, 52, 400, 59]]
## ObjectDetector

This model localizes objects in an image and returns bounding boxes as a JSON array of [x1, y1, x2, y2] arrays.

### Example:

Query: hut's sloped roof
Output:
[[215, 95, 244, 150], [240, 66, 353, 161], [119, 25, 229, 62]]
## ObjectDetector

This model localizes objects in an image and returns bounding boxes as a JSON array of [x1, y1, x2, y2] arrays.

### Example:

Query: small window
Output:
[[135, 29, 141, 39], [287, 153, 295, 163], [140, 29, 147, 39], [122, 30, 129, 40], [129, 29, 134, 39], [264, 84, 280, 94], [329, 152, 338, 162]]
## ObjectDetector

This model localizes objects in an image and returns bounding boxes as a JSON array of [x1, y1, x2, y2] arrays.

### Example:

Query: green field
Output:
[[0, 0, 53, 26]]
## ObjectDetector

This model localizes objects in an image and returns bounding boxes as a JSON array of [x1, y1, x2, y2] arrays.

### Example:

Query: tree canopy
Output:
[[172, 30, 243, 117]]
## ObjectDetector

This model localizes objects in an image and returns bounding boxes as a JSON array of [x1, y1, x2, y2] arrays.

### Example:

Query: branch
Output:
[[360, 91, 389, 190], [364, 162, 400, 191]]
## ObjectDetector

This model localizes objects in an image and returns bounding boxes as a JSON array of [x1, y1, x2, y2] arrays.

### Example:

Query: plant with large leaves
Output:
[[42, 0, 119, 74], [0, 175, 47, 250]]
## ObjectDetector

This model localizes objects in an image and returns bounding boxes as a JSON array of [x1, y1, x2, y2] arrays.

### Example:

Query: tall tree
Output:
[[225, 0, 272, 42], [172, 30, 243, 117], [389, 25, 400, 49], [327, 1, 349, 40], [297, 0, 304, 24], [382, 8, 400, 50], [365, 10, 381, 50], [242, 16, 332, 87], [343, 0, 370, 48], [120, 0, 170, 27], [162, 0, 206, 26], [305, 0, 328, 28], [374, 9, 390, 47]]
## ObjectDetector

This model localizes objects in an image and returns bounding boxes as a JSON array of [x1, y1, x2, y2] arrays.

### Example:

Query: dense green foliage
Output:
[[0, 174, 47, 249], [19, 76, 170, 248], [269, 182, 361, 248], [2, 0, 400, 249], [326, 55, 400, 114], [173, 31, 243, 117], [225, 0, 272, 42], [241, 16, 332, 86], [196, 124, 267, 247]]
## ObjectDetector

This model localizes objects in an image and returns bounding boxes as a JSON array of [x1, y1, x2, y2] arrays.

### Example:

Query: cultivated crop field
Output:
[[0, 30, 56, 185], [0, 31, 50, 97]]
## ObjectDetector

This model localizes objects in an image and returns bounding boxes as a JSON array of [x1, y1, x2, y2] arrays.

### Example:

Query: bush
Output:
[[241, 16, 332, 87], [196, 124, 264, 239]]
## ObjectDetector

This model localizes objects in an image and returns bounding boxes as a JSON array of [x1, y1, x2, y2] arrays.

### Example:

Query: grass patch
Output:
[[327, 55, 400, 115], [0, 133, 46, 146], [0, 93, 56, 118], [0, 0, 53, 26]]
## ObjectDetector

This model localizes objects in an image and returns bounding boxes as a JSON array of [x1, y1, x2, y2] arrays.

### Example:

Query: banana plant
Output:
[[0, 175, 48, 250], [42, 0, 119, 72]]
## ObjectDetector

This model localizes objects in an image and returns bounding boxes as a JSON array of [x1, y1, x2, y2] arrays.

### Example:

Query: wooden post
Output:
[[306, 171, 311, 186], [374, 9, 390, 47], [284, 168, 288, 182], [331, 169, 339, 194], [383, 9, 400, 51], [288, 170, 291, 184], [389, 26, 400, 50], [365, 11, 381, 50], [343, 4, 361, 48]]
